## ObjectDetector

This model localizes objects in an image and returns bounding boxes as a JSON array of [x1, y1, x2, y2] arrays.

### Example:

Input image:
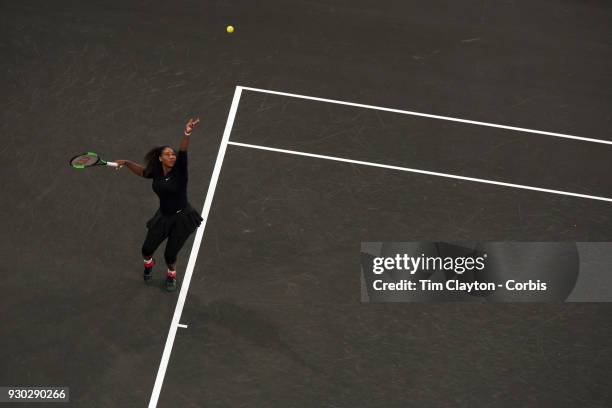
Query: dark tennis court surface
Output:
[[2, 1, 612, 407]]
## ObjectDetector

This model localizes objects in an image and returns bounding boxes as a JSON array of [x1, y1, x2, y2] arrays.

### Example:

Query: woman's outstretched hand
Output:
[[184, 117, 201, 136], [113, 159, 145, 177], [114, 159, 128, 170]]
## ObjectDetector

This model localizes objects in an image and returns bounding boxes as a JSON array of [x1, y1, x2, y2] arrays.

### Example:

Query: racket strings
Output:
[[70, 153, 99, 168]]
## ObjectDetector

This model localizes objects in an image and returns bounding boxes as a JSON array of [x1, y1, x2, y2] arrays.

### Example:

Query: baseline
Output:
[[148, 86, 243, 408]]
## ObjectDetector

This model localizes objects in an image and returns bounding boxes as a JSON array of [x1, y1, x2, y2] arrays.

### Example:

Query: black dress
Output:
[[141, 150, 203, 263]]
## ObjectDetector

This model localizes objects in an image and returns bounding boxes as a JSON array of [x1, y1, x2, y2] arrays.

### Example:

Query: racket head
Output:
[[69, 152, 102, 169]]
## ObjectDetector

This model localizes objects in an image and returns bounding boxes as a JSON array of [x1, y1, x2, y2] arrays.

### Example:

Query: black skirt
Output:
[[146, 203, 203, 236]]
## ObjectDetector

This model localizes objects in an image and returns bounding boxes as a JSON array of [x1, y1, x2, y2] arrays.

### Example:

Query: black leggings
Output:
[[141, 205, 202, 266], [141, 225, 191, 266]]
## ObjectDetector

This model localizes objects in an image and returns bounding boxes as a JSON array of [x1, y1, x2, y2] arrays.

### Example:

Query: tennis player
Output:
[[115, 118, 203, 291]]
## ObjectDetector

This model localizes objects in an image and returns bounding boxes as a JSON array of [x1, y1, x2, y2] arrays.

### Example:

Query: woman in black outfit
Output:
[[115, 118, 202, 292]]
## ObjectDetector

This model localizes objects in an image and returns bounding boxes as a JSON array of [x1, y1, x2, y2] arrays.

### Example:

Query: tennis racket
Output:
[[69, 152, 118, 169]]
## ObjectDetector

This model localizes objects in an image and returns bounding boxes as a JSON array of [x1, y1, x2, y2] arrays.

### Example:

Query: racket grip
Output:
[[106, 161, 119, 167]]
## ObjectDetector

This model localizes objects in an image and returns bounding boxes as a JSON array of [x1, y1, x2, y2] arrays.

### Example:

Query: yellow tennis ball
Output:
[[226, 25, 234, 33]]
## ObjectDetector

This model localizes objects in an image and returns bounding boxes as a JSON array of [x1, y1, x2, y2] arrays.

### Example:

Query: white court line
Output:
[[149, 84, 608, 406], [177, 324, 188, 329], [148, 86, 243, 408], [228, 141, 612, 203], [241, 86, 612, 146]]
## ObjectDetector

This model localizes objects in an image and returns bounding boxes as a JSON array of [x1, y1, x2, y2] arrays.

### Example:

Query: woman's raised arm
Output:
[[179, 117, 200, 151]]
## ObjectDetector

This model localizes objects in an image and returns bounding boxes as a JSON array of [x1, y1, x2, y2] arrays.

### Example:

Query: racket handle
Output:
[[106, 161, 119, 167]]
